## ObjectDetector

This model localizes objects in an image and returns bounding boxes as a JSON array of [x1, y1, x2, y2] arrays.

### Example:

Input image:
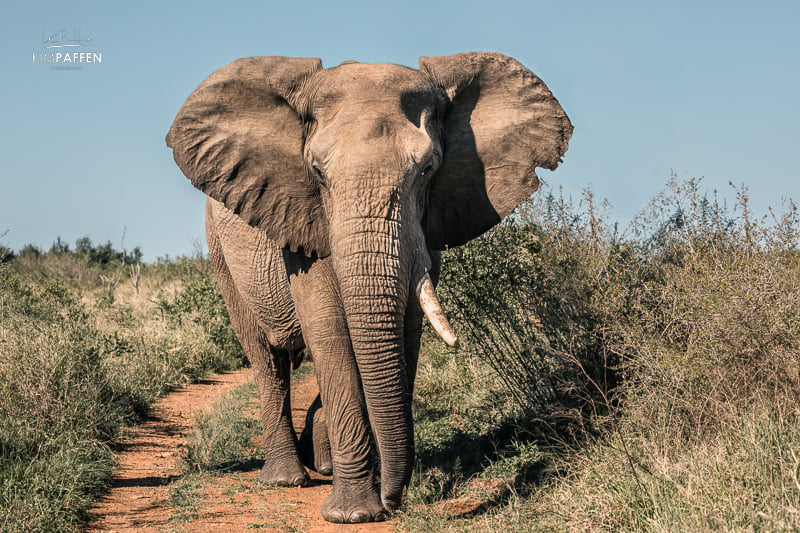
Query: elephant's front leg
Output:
[[207, 224, 308, 487], [288, 256, 388, 523]]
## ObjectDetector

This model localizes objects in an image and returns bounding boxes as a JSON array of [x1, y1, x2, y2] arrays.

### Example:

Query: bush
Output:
[[404, 177, 800, 530], [438, 191, 619, 424], [97, 258, 246, 417], [0, 246, 14, 263], [156, 270, 246, 368], [408, 188, 621, 509], [616, 179, 800, 436]]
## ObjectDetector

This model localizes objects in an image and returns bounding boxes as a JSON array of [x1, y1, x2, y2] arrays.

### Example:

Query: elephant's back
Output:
[[206, 198, 303, 349]]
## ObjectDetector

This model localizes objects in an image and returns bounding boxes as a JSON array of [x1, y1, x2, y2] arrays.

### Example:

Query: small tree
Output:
[[18, 244, 42, 259], [75, 236, 93, 256], [49, 237, 70, 255], [89, 241, 122, 266], [125, 246, 144, 265]]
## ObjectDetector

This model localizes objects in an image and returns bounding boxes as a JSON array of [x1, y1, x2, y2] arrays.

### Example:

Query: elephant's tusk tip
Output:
[[439, 329, 459, 348], [416, 273, 459, 349]]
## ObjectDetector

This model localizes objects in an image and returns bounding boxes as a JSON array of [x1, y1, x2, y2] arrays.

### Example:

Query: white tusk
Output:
[[415, 273, 459, 348]]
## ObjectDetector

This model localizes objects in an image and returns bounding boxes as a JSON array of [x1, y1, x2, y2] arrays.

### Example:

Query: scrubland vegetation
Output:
[[0, 240, 245, 532], [1, 176, 798, 531], [404, 177, 800, 531]]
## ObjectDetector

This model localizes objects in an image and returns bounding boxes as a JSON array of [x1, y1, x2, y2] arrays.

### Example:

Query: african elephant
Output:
[[166, 52, 572, 523]]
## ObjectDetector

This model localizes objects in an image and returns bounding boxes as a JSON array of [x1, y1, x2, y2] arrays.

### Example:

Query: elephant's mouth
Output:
[[415, 272, 459, 348]]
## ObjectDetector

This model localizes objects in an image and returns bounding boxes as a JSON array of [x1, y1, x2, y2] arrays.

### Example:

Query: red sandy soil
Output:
[[88, 367, 394, 532]]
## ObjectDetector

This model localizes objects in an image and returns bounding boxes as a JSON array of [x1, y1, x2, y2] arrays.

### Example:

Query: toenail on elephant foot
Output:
[[321, 482, 388, 523], [259, 463, 309, 487], [322, 506, 388, 524], [292, 474, 310, 487], [349, 509, 382, 523]]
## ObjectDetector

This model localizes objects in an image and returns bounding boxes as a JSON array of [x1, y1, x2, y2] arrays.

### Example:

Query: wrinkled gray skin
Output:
[[167, 52, 572, 523]]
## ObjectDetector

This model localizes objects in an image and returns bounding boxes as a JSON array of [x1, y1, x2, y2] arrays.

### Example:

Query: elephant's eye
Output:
[[421, 162, 434, 178], [311, 163, 327, 188]]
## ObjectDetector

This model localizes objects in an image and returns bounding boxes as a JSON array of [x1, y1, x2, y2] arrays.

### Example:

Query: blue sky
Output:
[[1, 1, 798, 260]]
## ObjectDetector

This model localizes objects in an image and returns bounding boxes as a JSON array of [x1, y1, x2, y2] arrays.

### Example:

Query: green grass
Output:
[[166, 472, 206, 525], [0, 246, 246, 532], [518, 401, 800, 532], [183, 381, 260, 472]]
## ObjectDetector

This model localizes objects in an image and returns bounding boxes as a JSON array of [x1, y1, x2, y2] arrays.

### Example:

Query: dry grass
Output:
[[402, 177, 800, 531], [0, 247, 245, 531]]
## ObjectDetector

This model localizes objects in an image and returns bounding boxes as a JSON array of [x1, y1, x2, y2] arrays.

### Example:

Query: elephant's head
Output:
[[166, 52, 572, 509]]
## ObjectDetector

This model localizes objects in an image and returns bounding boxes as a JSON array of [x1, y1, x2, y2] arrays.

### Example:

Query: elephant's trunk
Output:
[[332, 216, 414, 511]]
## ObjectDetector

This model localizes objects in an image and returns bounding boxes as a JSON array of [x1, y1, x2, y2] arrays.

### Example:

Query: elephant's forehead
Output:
[[309, 63, 437, 113], [324, 62, 424, 89]]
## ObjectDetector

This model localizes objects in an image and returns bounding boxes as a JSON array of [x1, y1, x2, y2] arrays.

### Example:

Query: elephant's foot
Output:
[[299, 432, 333, 476], [298, 396, 333, 476], [259, 454, 309, 487], [321, 477, 388, 523]]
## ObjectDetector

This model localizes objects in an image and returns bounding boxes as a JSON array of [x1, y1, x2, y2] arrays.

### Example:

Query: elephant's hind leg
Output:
[[298, 393, 333, 476], [207, 221, 308, 487], [250, 343, 308, 487]]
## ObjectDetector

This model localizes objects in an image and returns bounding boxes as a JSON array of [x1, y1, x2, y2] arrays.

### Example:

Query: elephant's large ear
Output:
[[166, 56, 328, 257], [419, 52, 573, 249]]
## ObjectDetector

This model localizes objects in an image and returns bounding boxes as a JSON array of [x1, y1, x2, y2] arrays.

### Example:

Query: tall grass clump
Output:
[[0, 239, 245, 531], [97, 256, 247, 417], [0, 267, 122, 531], [406, 176, 800, 531], [618, 180, 800, 436], [182, 381, 260, 472]]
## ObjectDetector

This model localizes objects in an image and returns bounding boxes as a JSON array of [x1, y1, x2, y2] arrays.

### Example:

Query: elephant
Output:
[[166, 52, 572, 523]]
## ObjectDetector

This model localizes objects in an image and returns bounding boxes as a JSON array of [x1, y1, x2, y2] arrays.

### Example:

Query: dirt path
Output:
[[89, 367, 394, 532]]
